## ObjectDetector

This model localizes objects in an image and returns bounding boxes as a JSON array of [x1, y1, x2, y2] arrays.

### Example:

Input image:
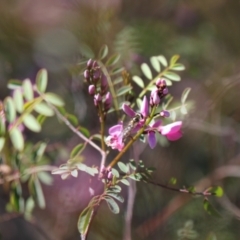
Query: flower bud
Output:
[[160, 110, 170, 117], [87, 59, 94, 69], [94, 93, 102, 106], [107, 171, 113, 180], [156, 78, 166, 88], [92, 61, 98, 68], [93, 69, 101, 82], [150, 89, 160, 106], [104, 92, 112, 112], [101, 74, 108, 88], [88, 85, 95, 95], [163, 88, 168, 95], [84, 69, 90, 80]]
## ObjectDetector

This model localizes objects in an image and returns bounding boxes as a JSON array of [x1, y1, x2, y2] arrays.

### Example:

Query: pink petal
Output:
[[148, 131, 157, 149], [140, 96, 149, 118], [160, 121, 182, 135], [151, 120, 162, 128], [166, 131, 182, 141], [122, 104, 136, 117], [109, 123, 123, 134]]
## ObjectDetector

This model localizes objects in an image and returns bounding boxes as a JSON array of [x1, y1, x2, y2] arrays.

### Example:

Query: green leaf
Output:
[[113, 77, 124, 85], [91, 134, 102, 142], [105, 197, 120, 214], [171, 63, 185, 71], [25, 197, 35, 213], [78, 207, 94, 238], [34, 177, 46, 209], [38, 172, 53, 185], [98, 44, 108, 60], [106, 53, 121, 66], [67, 114, 79, 126], [129, 159, 136, 170], [209, 186, 224, 197], [132, 76, 144, 88], [22, 79, 34, 101], [117, 162, 128, 173], [129, 174, 141, 181], [24, 197, 35, 220], [71, 169, 78, 177], [36, 69, 48, 93], [120, 179, 130, 186], [116, 85, 132, 97], [169, 177, 177, 185], [203, 199, 221, 217], [34, 102, 54, 116], [10, 127, 24, 151], [108, 185, 121, 193], [111, 67, 124, 75], [37, 114, 46, 125], [44, 93, 64, 106], [23, 114, 41, 132], [106, 192, 124, 203], [36, 142, 47, 162], [157, 55, 168, 67], [170, 55, 180, 66], [111, 168, 119, 177], [150, 56, 161, 72], [4, 97, 16, 123], [141, 63, 152, 80], [0, 116, 6, 136], [0, 137, 5, 152], [70, 143, 85, 158], [163, 72, 181, 81], [180, 105, 188, 115], [181, 88, 191, 104], [13, 89, 24, 113], [79, 126, 90, 138], [77, 163, 98, 176], [7, 79, 22, 89]]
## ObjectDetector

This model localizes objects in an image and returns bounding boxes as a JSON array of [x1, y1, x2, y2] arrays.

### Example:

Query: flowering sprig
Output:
[[84, 59, 112, 116], [105, 78, 183, 153]]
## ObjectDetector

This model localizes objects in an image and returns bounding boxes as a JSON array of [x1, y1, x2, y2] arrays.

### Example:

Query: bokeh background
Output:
[[1, 0, 240, 239]]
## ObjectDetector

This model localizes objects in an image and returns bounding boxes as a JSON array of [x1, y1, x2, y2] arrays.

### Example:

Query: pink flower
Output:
[[145, 120, 182, 149], [105, 122, 125, 151], [159, 121, 182, 141]]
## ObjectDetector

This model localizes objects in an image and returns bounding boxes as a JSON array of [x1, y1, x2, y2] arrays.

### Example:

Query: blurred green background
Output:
[[1, 0, 240, 239]]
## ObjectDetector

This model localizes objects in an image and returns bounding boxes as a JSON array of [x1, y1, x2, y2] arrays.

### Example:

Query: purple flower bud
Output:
[[88, 85, 95, 95], [105, 92, 112, 105], [160, 110, 170, 117], [101, 74, 108, 88], [140, 96, 149, 118], [92, 61, 98, 68], [156, 78, 166, 88], [163, 88, 168, 95], [93, 69, 101, 81], [150, 89, 160, 106], [104, 92, 112, 112], [84, 70, 90, 80], [87, 59, 94, 69], [94, 93, 102, 105], [100, 165, 107, 174], [107, 171, 113, 180]]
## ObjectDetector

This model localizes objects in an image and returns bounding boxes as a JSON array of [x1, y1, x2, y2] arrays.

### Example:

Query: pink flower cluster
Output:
[[105, 79, 182, 151]]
